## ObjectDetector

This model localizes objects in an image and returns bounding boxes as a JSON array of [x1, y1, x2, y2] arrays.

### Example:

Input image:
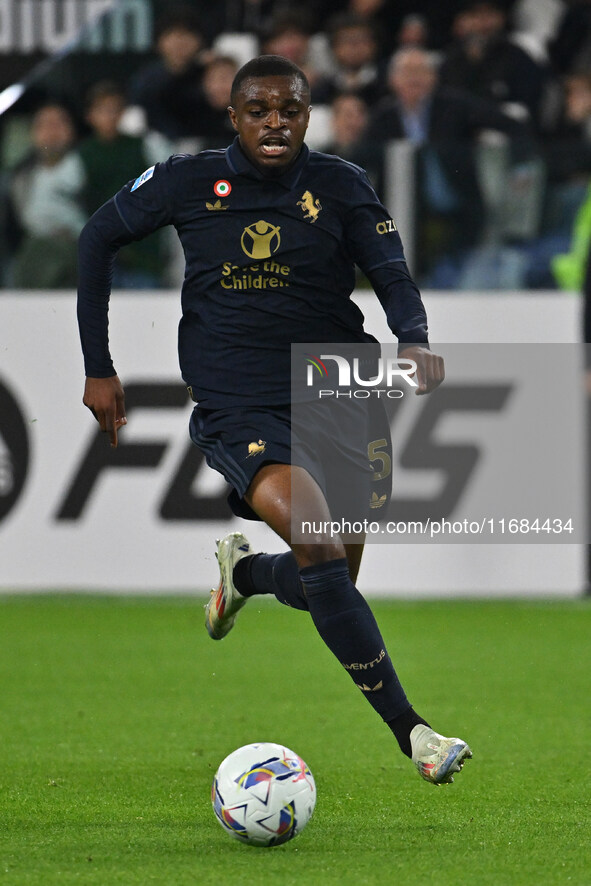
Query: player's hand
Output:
[[399, 346, 444, 395], [83, 375, 127, 447]]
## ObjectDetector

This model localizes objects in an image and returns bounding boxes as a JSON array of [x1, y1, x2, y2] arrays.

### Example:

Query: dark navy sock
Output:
[[299, 558, 410, 724], [387, 707, 430, 759], [233, 552, 309, 610]]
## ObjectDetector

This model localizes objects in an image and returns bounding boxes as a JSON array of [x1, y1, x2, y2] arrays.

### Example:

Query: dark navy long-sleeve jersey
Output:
[[78, 137, 429, 407]]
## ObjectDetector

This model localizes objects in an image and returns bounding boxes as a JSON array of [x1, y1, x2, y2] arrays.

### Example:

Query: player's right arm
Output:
[[77, 160, 175, 446]]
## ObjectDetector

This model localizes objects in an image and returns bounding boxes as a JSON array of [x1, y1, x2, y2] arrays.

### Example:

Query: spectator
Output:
[[551, 181, 591, 291], [396, 14, 431, 51], [366, 46, 530, 282], [260, 11, 328, 101], [7, 102, 85, 288], [439, 0, 549, 126], [216, 0, 292, 34], [549, 0, 591, 75], [543, 72, 591, 187], [330, 0, 404, 56], [323, 92, 381, 185], [127, 5, 211, 140], [512, 0, 563, 54], [521, 70, 591, 288], [308, 1, 461, 51], [327, 91, 369, 153], [322, 13, 388, 107], [195, 56, 239, 149], [77, 81, 167, 288]]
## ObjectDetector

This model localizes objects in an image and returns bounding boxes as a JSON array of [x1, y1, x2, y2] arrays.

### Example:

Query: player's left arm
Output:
[[397, 343, 444, 395], [370, 263, 444, 394], [77, 159, 176, 444], [343, 170, 444, 394]]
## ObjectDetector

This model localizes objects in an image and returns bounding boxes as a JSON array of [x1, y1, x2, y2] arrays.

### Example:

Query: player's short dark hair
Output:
[[230, 55, 310, 106]]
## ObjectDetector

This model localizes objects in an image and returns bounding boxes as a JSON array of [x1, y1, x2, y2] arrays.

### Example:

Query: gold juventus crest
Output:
[[297, 190, 322, 223]]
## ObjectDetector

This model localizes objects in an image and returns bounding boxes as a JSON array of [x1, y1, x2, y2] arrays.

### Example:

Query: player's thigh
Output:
[[245, 463, 345, 566], [189, 404, 292, 519]]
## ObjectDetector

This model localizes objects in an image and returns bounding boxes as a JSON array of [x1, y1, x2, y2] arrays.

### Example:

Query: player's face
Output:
[[229, 75, 311, 174]]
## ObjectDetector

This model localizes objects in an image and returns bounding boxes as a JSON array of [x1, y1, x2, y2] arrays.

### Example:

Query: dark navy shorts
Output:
[[189, 399, 393, 522]]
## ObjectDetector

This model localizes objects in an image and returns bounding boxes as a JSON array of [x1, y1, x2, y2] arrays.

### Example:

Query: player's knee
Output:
[[292, 540, 346, 570]]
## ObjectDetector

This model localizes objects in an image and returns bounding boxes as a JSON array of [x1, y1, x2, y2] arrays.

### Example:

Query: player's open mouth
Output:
[[260, 138, 289, 157]]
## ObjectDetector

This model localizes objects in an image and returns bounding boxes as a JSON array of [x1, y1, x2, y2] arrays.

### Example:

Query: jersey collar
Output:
[[225, 136, 309, 189]]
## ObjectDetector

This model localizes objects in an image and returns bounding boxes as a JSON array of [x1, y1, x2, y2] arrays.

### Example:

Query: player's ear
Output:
[[304, 104, 312, 131], [228, 106, 238, 131]]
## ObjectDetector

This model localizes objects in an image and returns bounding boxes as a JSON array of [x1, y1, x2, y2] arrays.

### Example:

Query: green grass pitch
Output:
[[0, 594, 589, 885]]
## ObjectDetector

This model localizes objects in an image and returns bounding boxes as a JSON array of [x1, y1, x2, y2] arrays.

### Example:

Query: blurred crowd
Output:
[[3, 0, 591, 291]]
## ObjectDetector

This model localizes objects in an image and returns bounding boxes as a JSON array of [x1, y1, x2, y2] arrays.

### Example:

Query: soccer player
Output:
[[77, 55, 472, 785]]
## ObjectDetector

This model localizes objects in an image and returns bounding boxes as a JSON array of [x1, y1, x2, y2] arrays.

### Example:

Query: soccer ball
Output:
[[211, 742, 316, 847]]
